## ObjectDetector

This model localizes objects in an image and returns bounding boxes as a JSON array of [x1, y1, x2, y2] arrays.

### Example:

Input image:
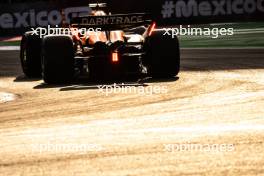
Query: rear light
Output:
[[112, 52, 119, 63], [148, 22, 156, 36]]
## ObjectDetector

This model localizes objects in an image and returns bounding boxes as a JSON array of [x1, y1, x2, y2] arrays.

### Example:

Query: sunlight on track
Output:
[[0, 92, 17, 103]]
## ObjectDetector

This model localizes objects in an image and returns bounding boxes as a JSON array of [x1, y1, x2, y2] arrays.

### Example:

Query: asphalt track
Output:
[[0, 48, 264, 176]]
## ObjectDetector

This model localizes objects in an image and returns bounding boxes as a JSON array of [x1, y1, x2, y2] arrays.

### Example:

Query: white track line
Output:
[[0, 46, 20, 51]]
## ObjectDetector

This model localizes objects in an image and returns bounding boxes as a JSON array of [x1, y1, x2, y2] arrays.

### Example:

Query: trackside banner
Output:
[[0, 6, 91, 29], [1, 0, 264, 36], [0, 2, 92, 36], [109, 0, 264, 25], [158, 0, 264, 24]]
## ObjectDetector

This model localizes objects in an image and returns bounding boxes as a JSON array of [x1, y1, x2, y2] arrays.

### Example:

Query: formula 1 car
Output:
[[20, 3, 180, 84]]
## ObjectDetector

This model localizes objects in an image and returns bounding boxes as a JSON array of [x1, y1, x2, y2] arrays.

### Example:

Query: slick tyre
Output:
[[144, 30, 180, 78], [20, 32, 42, 77], [42, 35, 75, 84]]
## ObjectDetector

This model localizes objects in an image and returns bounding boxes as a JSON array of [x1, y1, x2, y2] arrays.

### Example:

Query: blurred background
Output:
[[1, 0, 264, 48]]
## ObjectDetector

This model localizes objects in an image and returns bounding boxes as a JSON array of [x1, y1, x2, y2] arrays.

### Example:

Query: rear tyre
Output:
[[20, 32, 42, 77], [42, 35, 75, 84], [144, 30, 180, 78]]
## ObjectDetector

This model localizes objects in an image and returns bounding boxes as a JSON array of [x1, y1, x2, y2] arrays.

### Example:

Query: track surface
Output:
[[0, 49, 264, 176]]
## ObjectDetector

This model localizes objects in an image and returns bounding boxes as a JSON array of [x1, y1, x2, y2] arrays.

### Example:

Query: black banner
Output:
[[0, 1, 92, 36], [158, 0, 264, 24], [1, 0, 264, 36], [109, 0, 264, 25]]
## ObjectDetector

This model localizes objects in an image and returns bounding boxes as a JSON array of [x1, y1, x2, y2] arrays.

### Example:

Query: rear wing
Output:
[[71, 13, 152, 30]]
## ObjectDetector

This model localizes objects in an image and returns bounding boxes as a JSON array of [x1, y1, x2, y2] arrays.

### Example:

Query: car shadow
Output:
[[33, 76, 179, 91], [137, 76, 179, 83], [14, 75, 42, 82]]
